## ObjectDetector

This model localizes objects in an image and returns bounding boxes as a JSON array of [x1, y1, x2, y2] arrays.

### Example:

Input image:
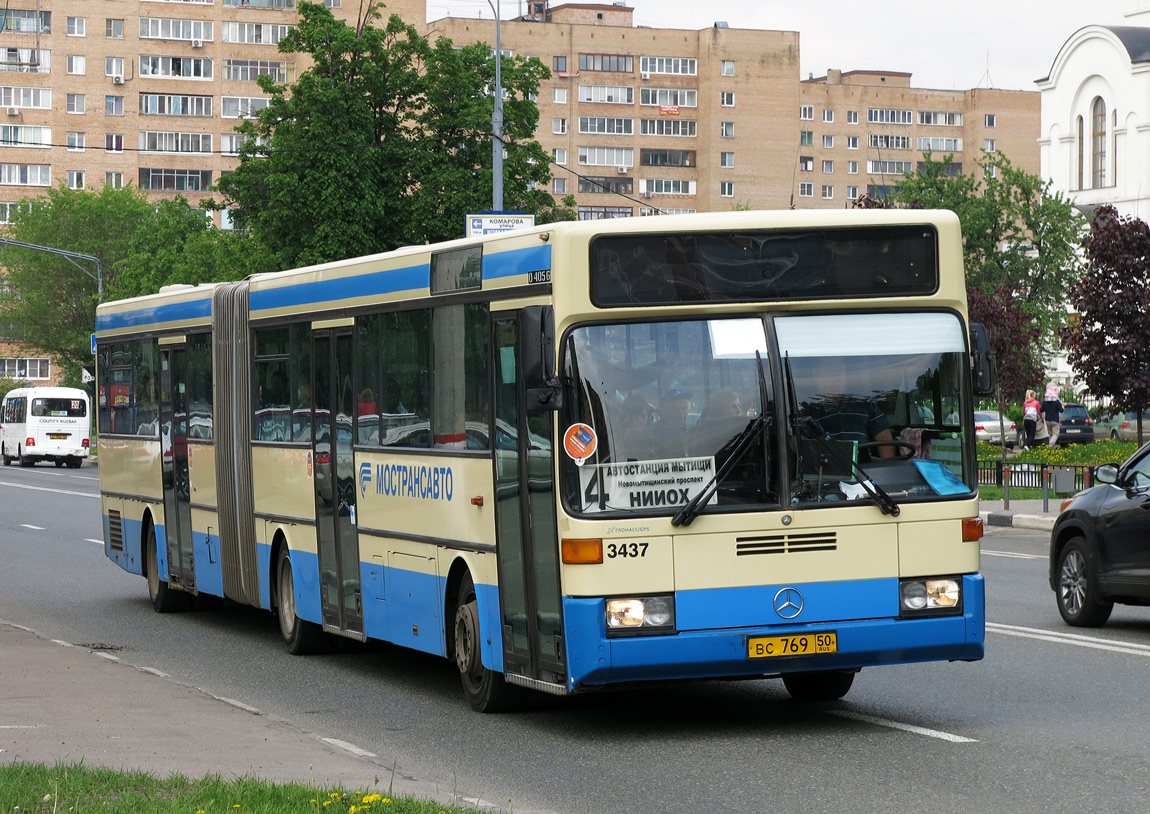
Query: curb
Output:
[[980, 510, 1055, 532]]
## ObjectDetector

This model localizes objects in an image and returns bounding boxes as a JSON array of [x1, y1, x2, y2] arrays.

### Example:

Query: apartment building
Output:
[[799, 70, 1040, 208]]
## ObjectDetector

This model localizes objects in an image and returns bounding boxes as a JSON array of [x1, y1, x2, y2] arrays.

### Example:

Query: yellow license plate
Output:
[[747, 632, 837, 659], [48, 433, 68, 439]]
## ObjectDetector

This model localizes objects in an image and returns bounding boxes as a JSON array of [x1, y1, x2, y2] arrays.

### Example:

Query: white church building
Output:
[[1038, 1, 1150, 220]]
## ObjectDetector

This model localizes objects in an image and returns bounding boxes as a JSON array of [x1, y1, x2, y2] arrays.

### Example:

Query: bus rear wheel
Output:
[[275, 546, 325, 655], [146, 524, 190, 613], [782, 669, 856, 702], [18, 448, 33, 467], [453, 574, 522, 713]]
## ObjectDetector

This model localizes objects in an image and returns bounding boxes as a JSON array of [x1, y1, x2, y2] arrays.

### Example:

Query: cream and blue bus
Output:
[[95, 209, 994, 711]]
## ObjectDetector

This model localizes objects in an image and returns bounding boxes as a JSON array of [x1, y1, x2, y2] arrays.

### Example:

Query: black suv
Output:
[[1056, 402, 1094, 445]]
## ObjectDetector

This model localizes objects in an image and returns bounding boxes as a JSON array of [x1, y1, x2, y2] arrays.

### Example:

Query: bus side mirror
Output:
[[520, 305, 563, 412], [970, 322, 996, 397]]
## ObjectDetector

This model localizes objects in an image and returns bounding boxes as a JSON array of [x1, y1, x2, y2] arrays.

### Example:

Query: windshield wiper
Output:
[[784, 354, 900, 517], [671, 411, 768, 527], [673, 351, 772, 527]]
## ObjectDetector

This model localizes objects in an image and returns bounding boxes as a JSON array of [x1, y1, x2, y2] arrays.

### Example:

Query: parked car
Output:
[[973, 410, 1016, 447], [1096, 409, 1150, 442], [1054, 402, 1094, 445], [1049, 442, 1150, 626]]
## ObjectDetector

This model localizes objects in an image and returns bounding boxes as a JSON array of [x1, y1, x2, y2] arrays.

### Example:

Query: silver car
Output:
[[973, 410, 1016, 447]]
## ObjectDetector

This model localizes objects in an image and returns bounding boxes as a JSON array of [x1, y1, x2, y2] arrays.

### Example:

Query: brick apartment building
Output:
[[0, 0, 1038, 376]]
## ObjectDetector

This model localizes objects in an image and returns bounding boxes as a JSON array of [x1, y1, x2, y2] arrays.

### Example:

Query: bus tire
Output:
[[453, 573, 523, 713], [145, 524, 190, 613], [67, 457, 82, 469], [782, 669, 855, 702], [18, 448, 33, 467], [275, 546, 325, 655], [55, 459, 65, 467]]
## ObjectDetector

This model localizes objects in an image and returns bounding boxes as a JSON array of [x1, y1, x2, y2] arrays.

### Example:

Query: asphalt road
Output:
[[2, 462, 1149, 814]]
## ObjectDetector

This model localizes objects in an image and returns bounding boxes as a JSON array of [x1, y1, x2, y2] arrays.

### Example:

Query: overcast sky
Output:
[[424, 0, 1136, 91]]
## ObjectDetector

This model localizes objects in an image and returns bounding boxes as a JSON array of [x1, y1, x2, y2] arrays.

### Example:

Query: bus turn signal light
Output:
[[962, 517, 983, 542], [561, 538, 603, 564]]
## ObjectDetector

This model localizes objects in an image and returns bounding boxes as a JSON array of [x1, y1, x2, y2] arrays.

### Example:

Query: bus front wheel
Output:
[[275, 546, 325, 655], [782, 669, 856, 702], [146, 524, 190, 613], [453, 574, 522, 713]]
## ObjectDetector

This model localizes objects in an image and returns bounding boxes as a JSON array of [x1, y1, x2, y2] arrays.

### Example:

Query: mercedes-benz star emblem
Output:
[[773, 587, 804, 619]]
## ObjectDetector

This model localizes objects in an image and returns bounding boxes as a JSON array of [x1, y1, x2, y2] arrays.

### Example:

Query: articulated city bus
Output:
[[95, 209, 994, 711]]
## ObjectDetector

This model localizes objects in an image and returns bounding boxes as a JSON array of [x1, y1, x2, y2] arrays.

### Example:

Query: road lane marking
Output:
[[321, 738, 378, 758], [983, 549, 1045, 560], [85, 538, 103, 545], [20, 524, 44, 530], [0, 480, 98, 499], [828, 710, 977, 742], [988, 622, 1150, 656]]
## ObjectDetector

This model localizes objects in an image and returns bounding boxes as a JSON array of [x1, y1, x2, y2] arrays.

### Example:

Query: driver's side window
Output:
[[1127, 455, 1150, 487]]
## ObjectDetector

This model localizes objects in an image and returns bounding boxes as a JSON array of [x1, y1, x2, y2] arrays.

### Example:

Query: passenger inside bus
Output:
[[794, 356, 895, 460]]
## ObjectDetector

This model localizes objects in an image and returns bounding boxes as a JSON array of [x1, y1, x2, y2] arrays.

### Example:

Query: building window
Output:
[[140, 17, 214, 42], [67, 132, 85, 151], [105, 96, 124, 116], [1092, 96, 1106, 188], [800, 130, 813, 146], [0, 165, 50, 186], [823, 135, 833, 148], [640, 148, 695, 167], [639, 87, 695, 107], [720, 181, 733, 198], [869, 134, 911, 150], [985, 164, 997, 180], [867, 159, 913, 175], [984, 113, 996, 127], [720, 151, 734, 168], [106, 57, 124, 77], [577, 205, 632, 220], [868, 108, 913, 124], [799, 182, 813, 197], [720, 121, 734, 138], [919, 136, 963, 152], [577, 145, 633, 167], [105, 171, 123, 189], [847, 185, 859, 199], [822, 185, 833, 199], [552, 147, 566, 165], [553, 55, 567, 73], [67, 17, 86, 36], [67, 94, 85, 114], [67, 171, 85, 190], [67, 55, 86, 75], [639, 56, 697, 76], [1, 358, 49, 379], [105, 134, 124, 152], [106, 18, 123, 38], [721, 60, 734, 76], [553, 87, 566, 104], [846, 136, 858, 150], [221, 97, 269, 118], [552, 117, 566, 135], [1076, 115, 1084, 190], [720, 91, 734, 107], [579, 116, 634, 135], [221, 22, 293, 46], [640, 118, 697, 137], [584, 84, 636, 104], [847, 110, 858, 125], [822, 160, 833, 173], [799, 156, 813, 172], [579, 54, 633, 72], [823, 109, 834, 123], [847, 160, 858, 174], [138, 168, 212, 191], [919, 110, 963, 126], [553, 177, 565, 194], [799, 105, 813, 120]]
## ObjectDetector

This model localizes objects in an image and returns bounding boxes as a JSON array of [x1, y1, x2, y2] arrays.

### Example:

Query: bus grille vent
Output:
[[735, 532, 836, 556], [108, 510, 123, 552]]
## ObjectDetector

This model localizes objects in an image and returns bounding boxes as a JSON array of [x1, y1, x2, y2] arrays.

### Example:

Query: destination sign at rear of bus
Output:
[[747, 632, 837, 659]]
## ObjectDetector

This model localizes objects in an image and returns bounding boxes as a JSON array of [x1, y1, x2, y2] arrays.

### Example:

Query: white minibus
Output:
[[1, 386, 91, 468]]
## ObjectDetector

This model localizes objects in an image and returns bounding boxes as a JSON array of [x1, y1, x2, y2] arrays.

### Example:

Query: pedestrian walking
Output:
[[1022, 389, 1040, 449], [1042, 380, 1062, 447]]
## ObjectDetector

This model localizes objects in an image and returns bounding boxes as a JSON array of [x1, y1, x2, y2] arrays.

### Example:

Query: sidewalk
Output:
[[978, 497, 1061, 532], [0, 621, 480, 807]]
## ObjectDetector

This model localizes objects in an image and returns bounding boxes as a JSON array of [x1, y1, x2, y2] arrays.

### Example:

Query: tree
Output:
[[113, 198, 277, 300], [885, 151, 1086, 399], [1062, 205, 1150, 439], [0, 185, 156, 373], [212, 1, 561, 268]]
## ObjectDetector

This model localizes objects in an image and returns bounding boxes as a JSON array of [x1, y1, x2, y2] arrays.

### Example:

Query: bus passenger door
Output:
[[492, 317, 566, 687], [159, 345, 194, 591], [312, 329, 364, 638]]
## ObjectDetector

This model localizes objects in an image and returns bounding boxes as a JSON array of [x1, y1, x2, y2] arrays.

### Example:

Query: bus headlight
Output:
[[605, 595, 676, 636], [899, 578, 962, 615]]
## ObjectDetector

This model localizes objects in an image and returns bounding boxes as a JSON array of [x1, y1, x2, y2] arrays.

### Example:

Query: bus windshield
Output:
[[563, 318, 779, 514], [563, 311, 973, 517]]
